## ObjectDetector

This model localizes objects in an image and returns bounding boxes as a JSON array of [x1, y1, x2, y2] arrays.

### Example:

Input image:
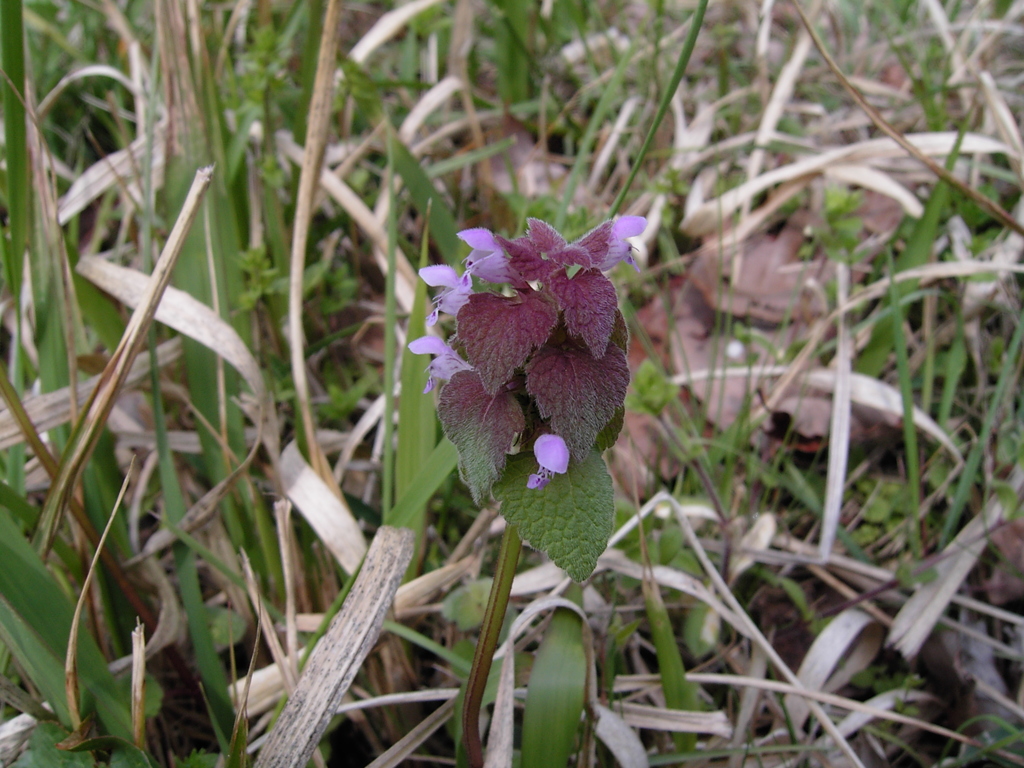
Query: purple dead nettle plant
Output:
[[408, 216, 646, 504], [412, 216, 645, 768]]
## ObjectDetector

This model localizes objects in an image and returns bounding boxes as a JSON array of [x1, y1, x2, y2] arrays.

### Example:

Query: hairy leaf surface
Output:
[[438, 371, 524, 503], [526, 345, 629, 460], [495, 451, 613, 581], [456, 291, 557, 393], [547, 270, 618, 358]]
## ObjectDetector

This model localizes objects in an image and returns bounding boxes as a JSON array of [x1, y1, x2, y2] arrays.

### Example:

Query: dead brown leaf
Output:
[[689, 213, 831, 325], [488, 116, 567, 199], [767, 396, 902, 452], [982, 518, 1024, 605], [859, 189, 906, 235]]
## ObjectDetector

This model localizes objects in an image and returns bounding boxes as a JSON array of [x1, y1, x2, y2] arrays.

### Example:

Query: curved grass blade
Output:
[[65, 465, 132, 729]]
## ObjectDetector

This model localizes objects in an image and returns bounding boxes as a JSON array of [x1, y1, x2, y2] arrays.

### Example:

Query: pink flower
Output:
[[527, 434, 570, 490], [420, 265, 473, 325], [596, 216, 646, 272], [458, 228, 517, 284], [408, 336, 473, 392]]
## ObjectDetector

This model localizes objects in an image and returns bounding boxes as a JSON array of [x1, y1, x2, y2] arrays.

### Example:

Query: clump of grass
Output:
[[1, 0, 1023, 766]]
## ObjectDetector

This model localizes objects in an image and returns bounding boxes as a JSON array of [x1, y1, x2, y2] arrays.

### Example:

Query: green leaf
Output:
[[389, 438, 459, 530], [0, 512, 131, 738], [493, 450, 613, 582], [109, 745, 159, 768], [521, 607, 586, 768], [173, 750, 219, 768], [11, 722, 94, 768], [441, 578, 492, 631], [595, 406, 625, 452], [59, 733, 159, 767], [626, 359, 678, 416], [683, 602, 718, 659]]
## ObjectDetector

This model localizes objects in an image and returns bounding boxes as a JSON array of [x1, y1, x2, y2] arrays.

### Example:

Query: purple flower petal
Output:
[[407, 335, 473, 392], [527, 433, 569, 490], [408, 336, 448, 356], [534, 434, 569, 474], [419, 264, 461, 287], [597, 215, 647, 272], [466, 251, 517, 284], [419, 266, 473, 325], [458, 228, 501, 251], [428, 351, 474, 385], [612, 216, 646, 240], [459, 227, 518, 284], [527, 472, 548, 490]]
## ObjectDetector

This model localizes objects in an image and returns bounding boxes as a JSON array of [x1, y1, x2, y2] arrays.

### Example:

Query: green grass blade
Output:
[[160, 520, 283, 624], [426, 137, 516, 180], [0, 601, 71, 727], [856, 184, 949, 377], [0, 477, 38, 529], [644, 578, 699, 753], [884, 249, 922, 559], [383, 620, 471, 677], [610, 0, 709, 217], [857, 129, 964, 378], [493, 0, 530, 104], [388, 438, 459, 531], [1, 0, 29, 296], [390, 135, 461, 259], [940, 304, 1024, 546], [0, 510, 131, 738], [382, 139, 399, 516], [521, 606, 587, 768], [392, 216, 437, 536], [937, 317, 967, 428], [148, 354, 235, 746], [2, 0, 32, 501]]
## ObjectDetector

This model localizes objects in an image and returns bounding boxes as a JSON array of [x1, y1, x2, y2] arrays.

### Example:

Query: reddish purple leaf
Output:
[[548, 244, 594, 269], [526, 344, 629, 461], [609, 309, 629, 352], [546, 269, 619, 358], [438, 370, 525, 503], [496, 235, 555, 282], [526, 218, 567, 253], [456, 290, 559, 393], [574, 221, 614, 266]]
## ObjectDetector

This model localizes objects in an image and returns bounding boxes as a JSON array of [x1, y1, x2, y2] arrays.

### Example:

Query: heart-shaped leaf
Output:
[[546, 270, 619, 358], [526, 344, 629, 461], [494, 450, 613, 582], [457, 291, 558, 393]]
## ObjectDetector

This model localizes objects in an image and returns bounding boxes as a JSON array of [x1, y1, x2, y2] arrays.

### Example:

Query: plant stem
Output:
[[463, 523, 522, 768]]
